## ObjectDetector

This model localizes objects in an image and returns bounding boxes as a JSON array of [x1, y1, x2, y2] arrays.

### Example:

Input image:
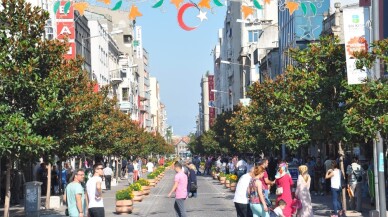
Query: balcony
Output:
[[139, 104, 149, 112], [110, 69, 123, 85]]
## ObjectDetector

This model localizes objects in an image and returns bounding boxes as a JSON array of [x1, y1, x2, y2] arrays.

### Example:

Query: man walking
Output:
[[346, 157, 363, 212], [87, 163, 105, 217], [102, 164, 113, 190], [127, 161, 134, 185], [233, 167, 253, 217], [259, 158, 274, 200], [168, 161, 188, 217], [64, 169, 86, 217]]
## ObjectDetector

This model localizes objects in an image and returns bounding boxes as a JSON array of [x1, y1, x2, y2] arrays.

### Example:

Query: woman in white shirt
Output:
[[325, 161, 342, 217]]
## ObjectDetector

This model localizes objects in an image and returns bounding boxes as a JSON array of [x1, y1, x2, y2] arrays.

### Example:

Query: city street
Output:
[[2, 168, 374, 217]]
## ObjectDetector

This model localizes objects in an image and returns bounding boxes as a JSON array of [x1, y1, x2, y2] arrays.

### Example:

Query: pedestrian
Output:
[[86, 163, 105, 217], [103, 164, 113, 190], [324, 157, 333, 194], [271, 199, 287, 217], [259, 158, 275, 201], [168, 161, 188, 217], [325, 161, 343, 217], [61, 165, 68, 194], [306, 157, 315, 193], [247, 166, 269, 217], [313, 157, 325, 196], [187, 164, 198, 198], [228, 158, 236, 175], [146, 159, 154, 174], [346, 157, 363, 212], [133, 160, 139, 182], [236, 157, 248, 180], [37, 163, 48, 195], [127, 161, 134, 185], [51, 165, 59, 195], [233, 167, 254, 217], [64, 169, 87, 217], [275, 162, 293, 217], [295, 165, 313, 217]]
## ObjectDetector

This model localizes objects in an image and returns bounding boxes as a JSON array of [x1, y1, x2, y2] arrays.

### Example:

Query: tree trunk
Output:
[[45, 163, 52, 209], [338, 141, 347, 211], [3, 158, 11, 217]]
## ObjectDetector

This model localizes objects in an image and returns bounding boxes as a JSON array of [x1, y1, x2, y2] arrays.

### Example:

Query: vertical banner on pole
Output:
[[56, 1, 75, 60], [343, 8, 368, 85]]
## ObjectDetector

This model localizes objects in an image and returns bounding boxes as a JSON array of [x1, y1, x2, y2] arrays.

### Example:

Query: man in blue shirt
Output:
[[64, 169, 87, 217]]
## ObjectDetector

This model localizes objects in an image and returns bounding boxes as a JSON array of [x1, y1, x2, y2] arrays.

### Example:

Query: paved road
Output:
[[105, 169, 236, 217]]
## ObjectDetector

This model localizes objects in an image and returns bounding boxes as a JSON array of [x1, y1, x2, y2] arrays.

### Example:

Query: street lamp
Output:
[[81, 30, 124, 79], [211, 89, 233, 111]]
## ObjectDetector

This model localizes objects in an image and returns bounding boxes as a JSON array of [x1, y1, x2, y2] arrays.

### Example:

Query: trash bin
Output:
[[24, 181, 42, 217]]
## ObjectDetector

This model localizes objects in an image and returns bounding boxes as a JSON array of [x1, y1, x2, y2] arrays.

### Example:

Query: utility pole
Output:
[[371, 0, 386, 216]]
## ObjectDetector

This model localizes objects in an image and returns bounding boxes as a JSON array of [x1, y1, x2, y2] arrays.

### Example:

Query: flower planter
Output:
[[225, 179, 231, 188], [220, 177, 226, 184], [142, 168, 147, 174], [141, 186, 151, 195], [115, 200, 133, 214], [132, 191, 143, 202], [148, 179, 156, 187], [230, 182, 237, 191]]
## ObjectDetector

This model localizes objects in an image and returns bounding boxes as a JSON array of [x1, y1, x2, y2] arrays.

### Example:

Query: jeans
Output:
[[250, 203, 269, 217], [88, 207, 105, 217], [349, 182, 362, 211], [127, 172, 134, 185], [235, 202, 253, 217], [174, 199, 187, 217], [104, 175, 111, 190], [331, 188, 342, 214]]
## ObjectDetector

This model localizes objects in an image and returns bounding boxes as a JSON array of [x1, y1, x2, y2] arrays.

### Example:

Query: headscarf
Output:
[[275, 162, 289, 179]]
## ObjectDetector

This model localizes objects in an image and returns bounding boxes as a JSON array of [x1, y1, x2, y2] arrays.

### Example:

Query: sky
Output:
[[133, 2, 227, 136]]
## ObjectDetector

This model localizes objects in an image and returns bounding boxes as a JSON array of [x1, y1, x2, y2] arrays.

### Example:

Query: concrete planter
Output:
[[141, 186, 151, 195], [225, 180, 231, 188], [115, 200, 133, 214], [132, 191, 143, 202], [220, 177, 226, 184], [230, 182, 237, 191]]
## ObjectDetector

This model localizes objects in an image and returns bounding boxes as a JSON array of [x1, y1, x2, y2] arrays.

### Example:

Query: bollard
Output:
[[24, 181, 42, 217]]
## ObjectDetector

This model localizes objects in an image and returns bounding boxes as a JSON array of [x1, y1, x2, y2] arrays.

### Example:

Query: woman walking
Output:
[[188, 164, 198, 198], [275, 162, 293, 217], [295, 165, 313, 217], [325, 161, 343, 217], [247, 166, 269, 217]]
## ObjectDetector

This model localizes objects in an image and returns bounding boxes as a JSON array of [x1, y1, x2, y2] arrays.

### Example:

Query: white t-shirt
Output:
[[274, 207, 283, 216], [133, 162, 138, 171], [146, 162, 154, 172], [86, 176, 104, 208], [331, 169, 341, 189], [233, 173, 252, 204]]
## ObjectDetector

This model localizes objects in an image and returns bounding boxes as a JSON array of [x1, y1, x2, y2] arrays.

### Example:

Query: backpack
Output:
[[353, 171, 362, 182]]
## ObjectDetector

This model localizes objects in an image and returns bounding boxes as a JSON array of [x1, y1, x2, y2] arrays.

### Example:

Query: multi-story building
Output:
[[150, 77, 160, 133], [86, 6, 139, 121], [198, 73, 215, 135], [214, 0, 278, 114], [278, 0, 330, 71]]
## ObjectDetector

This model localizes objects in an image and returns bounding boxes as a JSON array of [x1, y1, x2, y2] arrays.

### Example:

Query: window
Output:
[[248, 30, 260, 43], [122, 88, 129, 101]]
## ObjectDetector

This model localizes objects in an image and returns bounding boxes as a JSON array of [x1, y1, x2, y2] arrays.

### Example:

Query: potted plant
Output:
[[147, 172, 156, 187], [225, 174, 231, 188], [115, 188, 134, 214], [229, 174, 238, 191], [136, 178, 151, 195], [219, 172, 226, 184], [129, 183, 143, 202]]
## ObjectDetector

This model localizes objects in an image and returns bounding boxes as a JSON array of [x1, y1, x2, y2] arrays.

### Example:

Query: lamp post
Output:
[[81, 30, 123, 80], [211, 89, 233, 111]]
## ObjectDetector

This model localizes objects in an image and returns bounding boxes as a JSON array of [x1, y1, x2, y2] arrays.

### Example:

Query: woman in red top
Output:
[[275, 162, 293, 217]]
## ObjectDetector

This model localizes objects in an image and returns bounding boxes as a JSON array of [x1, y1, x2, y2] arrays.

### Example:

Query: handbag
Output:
[[190, 182, 197, 192], [275, 187, 283, 195], [65, 208, 69, 216], [292, 198, 302, 210]]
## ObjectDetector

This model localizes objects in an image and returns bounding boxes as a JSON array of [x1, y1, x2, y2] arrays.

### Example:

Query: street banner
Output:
[[343, 8, 368, 85]]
